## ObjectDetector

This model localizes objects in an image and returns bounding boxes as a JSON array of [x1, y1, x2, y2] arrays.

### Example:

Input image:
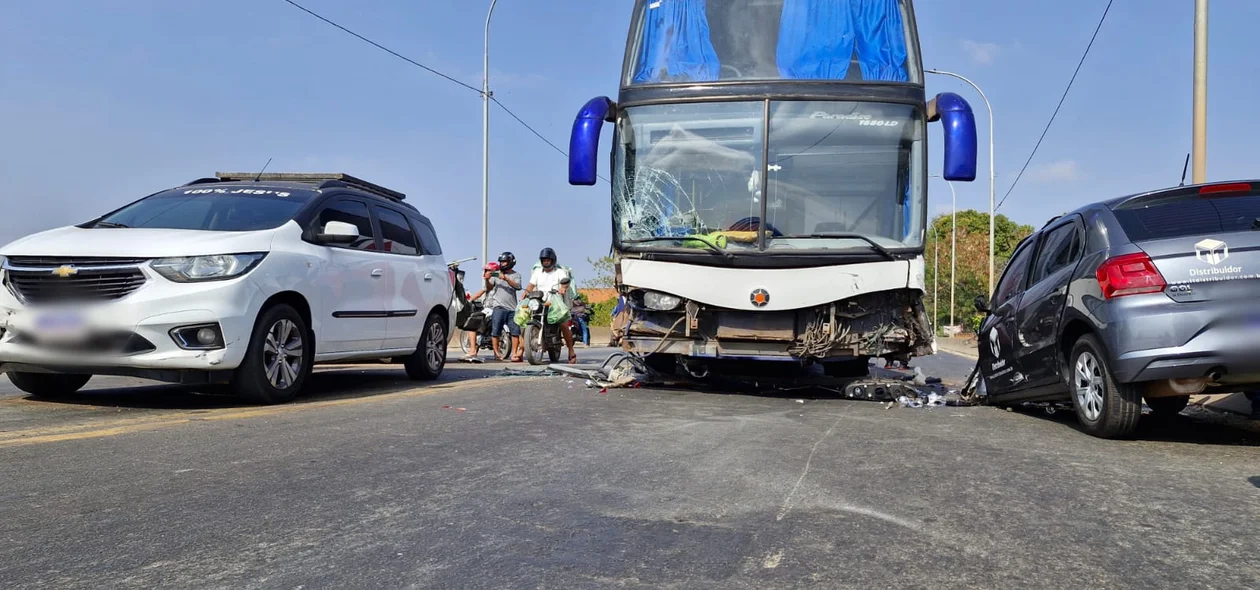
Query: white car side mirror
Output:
[[316, 221, 359, 245]]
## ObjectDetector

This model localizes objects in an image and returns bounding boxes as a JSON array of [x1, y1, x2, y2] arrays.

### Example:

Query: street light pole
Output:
[[482, 0, 500, 267], [930, 175, 958, 331], [926, 69, 995, 296], [931, 226, 939, 336], [1192, 0, 1208, 184]]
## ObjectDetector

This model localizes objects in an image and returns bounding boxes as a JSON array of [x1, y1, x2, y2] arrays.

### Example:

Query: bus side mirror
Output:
[[929, 92, 978, 182], [568, 96, 617, 186]]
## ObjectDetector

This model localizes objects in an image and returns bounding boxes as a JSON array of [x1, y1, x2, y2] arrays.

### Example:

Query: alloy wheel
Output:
[[1074, 351, 1104, 422], [426, 321, 446, 372], [264, 319, 303, 390]]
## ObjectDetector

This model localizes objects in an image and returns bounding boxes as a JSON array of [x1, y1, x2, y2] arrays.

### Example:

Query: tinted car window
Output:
[[1029, 223, 1080, 285], [994, 240, 1036, 307], [1113, 193, 1260, 241], [414, 217, 443, 255], [95, 188, 312, 231], [375, 207, 420, 255], [316, 200, 377, 251]]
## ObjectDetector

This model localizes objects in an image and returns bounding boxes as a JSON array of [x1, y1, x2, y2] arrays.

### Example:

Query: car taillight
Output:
[[448, 269, 456, 287], [1199, 182, 1253, 195], [1096, 252, 1166, 299]]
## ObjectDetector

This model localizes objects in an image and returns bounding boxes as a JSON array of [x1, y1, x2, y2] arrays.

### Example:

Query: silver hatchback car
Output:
[[975, 180, 1260, 438]]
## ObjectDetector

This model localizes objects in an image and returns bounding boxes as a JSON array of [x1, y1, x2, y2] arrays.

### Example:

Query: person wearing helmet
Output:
[[525, 247, 577, 363], [489, 251, 524, 361]]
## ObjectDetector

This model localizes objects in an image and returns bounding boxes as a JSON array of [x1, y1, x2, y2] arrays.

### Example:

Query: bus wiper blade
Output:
[[804, 233, 897, 260], [623, 237, 733, 259]]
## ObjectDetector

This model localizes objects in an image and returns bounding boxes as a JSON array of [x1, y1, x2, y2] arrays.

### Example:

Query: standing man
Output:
[[570, 293, 591, 347], [487, 252, 524, 362]]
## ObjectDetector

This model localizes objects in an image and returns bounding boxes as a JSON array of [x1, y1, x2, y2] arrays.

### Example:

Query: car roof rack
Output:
[[195, 172, 406, 202]]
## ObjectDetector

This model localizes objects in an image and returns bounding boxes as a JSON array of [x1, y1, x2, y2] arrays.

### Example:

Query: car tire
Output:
[[404, 312, 447, 381], [1145, 395, 1190, 417], [7, 372, 91, 398], [232, 304, 311, 405], [1068, 335, 1142, 438]]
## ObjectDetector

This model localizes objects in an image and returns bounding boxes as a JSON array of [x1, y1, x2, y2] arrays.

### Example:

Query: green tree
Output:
[[586, 256, 616, 289], [924, 210, 1035, 334]]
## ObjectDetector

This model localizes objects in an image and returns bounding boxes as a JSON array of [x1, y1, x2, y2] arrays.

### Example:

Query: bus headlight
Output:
[[643, 291, 682, 311]]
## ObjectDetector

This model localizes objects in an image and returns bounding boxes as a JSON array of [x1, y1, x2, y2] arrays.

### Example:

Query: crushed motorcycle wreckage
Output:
[[507, 351, 973, 407]]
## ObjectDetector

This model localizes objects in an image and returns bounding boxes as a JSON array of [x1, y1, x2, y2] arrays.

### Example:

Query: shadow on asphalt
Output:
[[16, 364, 508, 411], [1006, 405, 1260, 447]]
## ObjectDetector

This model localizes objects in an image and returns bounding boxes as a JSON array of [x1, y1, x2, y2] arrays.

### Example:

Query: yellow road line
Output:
[[0, 376, 512, 449]]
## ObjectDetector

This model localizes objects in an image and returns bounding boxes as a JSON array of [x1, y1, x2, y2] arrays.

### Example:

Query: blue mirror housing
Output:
[[934, 92, 978, 182], [569, 96, 616, 186]]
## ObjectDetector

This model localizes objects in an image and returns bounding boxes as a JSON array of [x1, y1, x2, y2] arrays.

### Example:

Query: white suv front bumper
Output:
[[0, 267, 267, 380]]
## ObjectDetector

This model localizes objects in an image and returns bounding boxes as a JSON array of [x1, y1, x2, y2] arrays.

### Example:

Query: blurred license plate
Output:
[[35, 311, 88, 342]]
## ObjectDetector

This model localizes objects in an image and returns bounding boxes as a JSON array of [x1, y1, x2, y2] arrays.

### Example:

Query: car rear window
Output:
[[1112, 192, 1260, 242]]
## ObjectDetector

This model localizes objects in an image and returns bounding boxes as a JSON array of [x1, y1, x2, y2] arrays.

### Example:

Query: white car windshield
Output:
[[93, 187, 315, 232]]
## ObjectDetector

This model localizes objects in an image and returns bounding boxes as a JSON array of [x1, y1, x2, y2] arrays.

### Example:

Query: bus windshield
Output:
[[624, 0, 921, 86], [612, 100, 926, 252]]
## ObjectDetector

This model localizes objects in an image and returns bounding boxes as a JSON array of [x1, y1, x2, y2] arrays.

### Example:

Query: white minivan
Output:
[[0, 173, 454, 403]]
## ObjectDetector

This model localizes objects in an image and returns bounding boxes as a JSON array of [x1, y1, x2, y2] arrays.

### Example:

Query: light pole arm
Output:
[[481, 0, 499, 271]]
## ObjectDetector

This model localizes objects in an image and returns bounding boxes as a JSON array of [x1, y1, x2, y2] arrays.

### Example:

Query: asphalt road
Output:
[[1, 349, 1257, 589]]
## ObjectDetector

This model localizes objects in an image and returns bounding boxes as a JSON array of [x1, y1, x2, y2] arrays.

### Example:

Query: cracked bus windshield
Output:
[[612, 100, 925, 253]]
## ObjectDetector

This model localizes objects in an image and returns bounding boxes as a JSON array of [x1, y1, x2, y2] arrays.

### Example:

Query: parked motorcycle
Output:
[[457, 298, 513, 359], [521, 277, 571, 365]]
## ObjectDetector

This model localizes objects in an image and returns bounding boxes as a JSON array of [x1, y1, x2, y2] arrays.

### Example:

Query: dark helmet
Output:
[[539, 247, 557, 263], [497, 251, 516, 268]]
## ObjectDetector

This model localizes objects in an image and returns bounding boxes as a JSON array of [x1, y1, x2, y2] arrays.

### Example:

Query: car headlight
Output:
[[152, 253, 266, 283], [528, 299, 542, 311], [643, 291, 682, 311]]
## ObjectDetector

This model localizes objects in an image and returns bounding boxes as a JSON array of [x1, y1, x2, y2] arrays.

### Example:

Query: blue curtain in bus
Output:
[[902, 177, 912, 240], [776, 0, 854, 79], [632, 0, 720, 84], [852, 0, 908, 82], [777, 0, 908, 82]]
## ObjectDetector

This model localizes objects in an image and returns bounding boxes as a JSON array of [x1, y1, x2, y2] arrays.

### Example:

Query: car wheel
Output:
[[405, 313, 447, 381], [1145, 395, 1190, 417], [233, 304, 311, 405], [7, 372, 91, 398], [1068, 335, 1142, 438]]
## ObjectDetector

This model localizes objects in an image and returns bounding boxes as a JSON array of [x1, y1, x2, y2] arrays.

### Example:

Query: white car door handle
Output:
[[370, 269, 385, 278], [423, 273, 434, 282]]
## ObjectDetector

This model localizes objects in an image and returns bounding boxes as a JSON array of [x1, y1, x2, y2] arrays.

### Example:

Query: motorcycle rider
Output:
[[524, 247, 578, 364]]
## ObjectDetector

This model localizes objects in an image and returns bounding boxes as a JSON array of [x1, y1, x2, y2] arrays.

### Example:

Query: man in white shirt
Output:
[[524, 247, 577, 363]]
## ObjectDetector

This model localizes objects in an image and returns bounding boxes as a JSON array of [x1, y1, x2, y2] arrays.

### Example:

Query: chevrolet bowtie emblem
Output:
[[52, 265, 78, 278]]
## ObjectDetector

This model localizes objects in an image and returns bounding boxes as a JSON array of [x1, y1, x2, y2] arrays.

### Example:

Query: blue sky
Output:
[[3, 0, 1258, 277]]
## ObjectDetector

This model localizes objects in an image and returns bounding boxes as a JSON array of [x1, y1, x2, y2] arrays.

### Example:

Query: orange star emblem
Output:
[[750, 289, 770, 307]]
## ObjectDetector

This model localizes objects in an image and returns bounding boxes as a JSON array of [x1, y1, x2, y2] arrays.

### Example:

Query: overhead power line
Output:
[[996, 0, 1115, 211], [281, 0, 608, 182], [281, 0, 482, 94]]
